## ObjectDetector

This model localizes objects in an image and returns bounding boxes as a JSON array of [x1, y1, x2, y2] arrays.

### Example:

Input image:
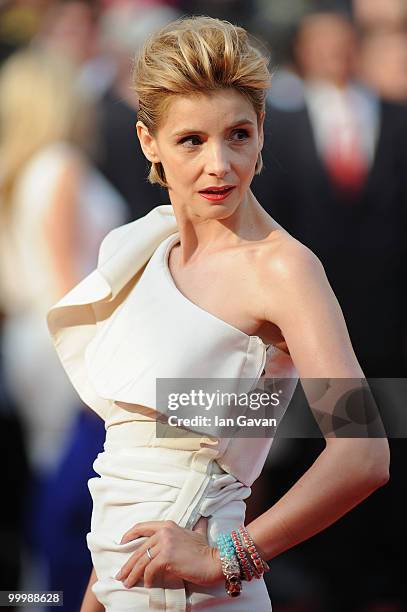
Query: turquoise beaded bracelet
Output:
[[215, 532, 242, 597]]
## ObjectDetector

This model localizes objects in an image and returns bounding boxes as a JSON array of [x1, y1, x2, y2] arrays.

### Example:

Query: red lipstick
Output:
[[199, 185, 236, 202]]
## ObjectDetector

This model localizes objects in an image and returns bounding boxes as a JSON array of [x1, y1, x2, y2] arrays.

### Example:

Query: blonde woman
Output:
[[47, 16, 390, 612]]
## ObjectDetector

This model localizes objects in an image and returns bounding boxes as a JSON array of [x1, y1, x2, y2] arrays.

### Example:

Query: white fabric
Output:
[[47, 204, 299, 609]]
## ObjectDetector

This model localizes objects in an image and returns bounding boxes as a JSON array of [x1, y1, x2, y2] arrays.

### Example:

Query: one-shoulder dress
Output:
[[47, 205, 299, 611]]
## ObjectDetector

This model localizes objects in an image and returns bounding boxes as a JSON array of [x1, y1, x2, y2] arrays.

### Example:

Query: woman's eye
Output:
[[178, 130, 249, 147], [179, 135, 202, 146], [231, 129, 250, 141]]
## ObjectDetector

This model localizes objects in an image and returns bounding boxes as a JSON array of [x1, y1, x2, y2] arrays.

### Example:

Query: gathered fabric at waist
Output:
[[101, 421, 245, 532], [88, 434, 255, 610]]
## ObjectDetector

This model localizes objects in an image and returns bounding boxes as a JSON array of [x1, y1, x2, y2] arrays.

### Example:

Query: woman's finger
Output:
[[116, 535, 158, 580], [124, 545, 160, 588], [143, 556, 165, 588], [120, 519, 175, 543]]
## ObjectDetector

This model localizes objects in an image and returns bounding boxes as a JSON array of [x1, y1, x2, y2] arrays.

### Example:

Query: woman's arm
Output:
[[245, 437, 388, 562], [80, 566, 104, 612], [246, 237, 390, 561]]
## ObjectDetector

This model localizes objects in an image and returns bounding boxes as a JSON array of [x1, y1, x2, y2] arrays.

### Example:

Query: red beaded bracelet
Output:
[[238, 525, 270, 576], [230, 529, 255, 581]]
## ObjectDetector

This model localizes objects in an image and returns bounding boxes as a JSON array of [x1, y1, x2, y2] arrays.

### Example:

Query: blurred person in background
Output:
[[357, 27, 407, 104], [34, 0, 116, 102], [94, 1, 181, 219], [258, 8, 407, 378], [0, 47, 128, 611], [352, 0, 407, 105], [353, 0, 407, 31], [37, 0, 99, 66]]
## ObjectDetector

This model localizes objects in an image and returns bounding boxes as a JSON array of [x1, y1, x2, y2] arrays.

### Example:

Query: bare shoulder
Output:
[[251, 230, 328, 326], [254, 229, 326, 288], [238, 228, 329, 340], [249, 228, 364, 378]]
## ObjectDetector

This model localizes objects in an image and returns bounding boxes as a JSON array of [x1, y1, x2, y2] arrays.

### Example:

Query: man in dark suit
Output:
[[253, 10, 407, 378]]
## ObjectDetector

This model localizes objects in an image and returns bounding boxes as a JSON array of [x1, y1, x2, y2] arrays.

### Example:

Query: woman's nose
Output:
[[205, 144, 231, 177]]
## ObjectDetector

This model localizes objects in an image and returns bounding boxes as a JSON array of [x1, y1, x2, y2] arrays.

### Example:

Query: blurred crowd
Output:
[[0, 1, 406, 611]]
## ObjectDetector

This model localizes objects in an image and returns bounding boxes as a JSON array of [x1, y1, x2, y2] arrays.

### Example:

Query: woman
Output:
[[0, 47, 127, 473], [47, 16, 390, 611]]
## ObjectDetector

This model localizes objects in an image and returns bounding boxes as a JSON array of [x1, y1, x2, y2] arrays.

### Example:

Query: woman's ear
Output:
[[136, 121, 160, 163]]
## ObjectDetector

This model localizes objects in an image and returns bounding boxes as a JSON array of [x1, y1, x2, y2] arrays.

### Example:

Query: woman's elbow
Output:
[[329, 438, 390, 490], [363, 439, 391, 489], [366, 465, 390, 489], [367, 462, 390, 489]]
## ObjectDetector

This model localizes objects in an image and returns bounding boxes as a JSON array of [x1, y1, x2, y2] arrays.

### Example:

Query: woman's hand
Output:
[[115, 516, 224, 588]]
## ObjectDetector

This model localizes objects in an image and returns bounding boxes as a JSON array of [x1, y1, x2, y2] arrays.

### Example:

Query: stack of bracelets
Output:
[[215, 525, 270, 597]]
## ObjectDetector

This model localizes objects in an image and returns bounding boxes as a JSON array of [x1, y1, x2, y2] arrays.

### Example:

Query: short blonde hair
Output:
[[132, 15, 271, 187]]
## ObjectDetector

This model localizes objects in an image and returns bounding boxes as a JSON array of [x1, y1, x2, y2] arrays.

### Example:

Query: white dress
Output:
[[47, 206, 299, 611]]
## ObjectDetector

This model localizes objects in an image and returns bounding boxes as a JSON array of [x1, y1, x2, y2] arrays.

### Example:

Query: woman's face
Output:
[[137, 88, 264, 219]]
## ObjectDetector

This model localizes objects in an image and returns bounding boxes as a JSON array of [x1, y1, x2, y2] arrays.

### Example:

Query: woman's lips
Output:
[[199, 186, 236, 201]]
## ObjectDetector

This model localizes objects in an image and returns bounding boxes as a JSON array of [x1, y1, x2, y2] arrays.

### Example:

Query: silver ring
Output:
[[146, 547, 153, 561]]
